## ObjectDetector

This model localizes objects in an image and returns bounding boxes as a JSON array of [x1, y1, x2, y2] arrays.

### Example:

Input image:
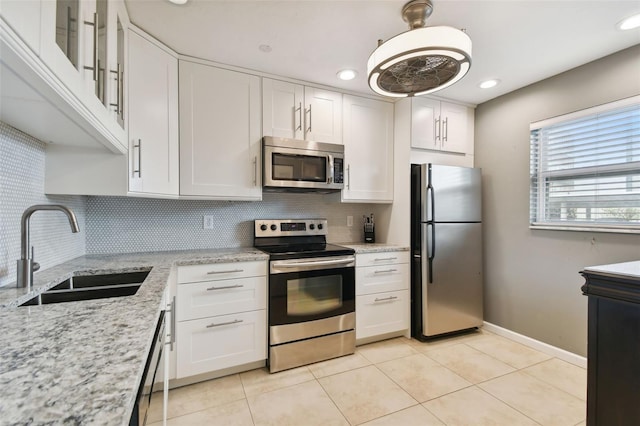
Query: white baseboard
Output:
[[483, 322, 587, 368]]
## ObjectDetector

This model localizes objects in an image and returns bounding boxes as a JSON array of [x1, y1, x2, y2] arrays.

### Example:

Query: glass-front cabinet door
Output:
[[40, 0, 127, 124], [107, 1, 127, 128]]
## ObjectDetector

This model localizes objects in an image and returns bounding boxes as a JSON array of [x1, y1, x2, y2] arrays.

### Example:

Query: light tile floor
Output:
[[149, 329, 587, 426]]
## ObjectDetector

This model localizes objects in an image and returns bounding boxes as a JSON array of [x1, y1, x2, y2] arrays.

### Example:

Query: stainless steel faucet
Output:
[[16, 204, 80, 290]]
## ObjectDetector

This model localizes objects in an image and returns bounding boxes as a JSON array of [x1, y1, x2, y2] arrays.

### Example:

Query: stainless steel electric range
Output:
[[254, 219, 356, 373]]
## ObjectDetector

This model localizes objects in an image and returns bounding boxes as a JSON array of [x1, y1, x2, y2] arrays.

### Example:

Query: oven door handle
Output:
[[272, 258, 354, 270]]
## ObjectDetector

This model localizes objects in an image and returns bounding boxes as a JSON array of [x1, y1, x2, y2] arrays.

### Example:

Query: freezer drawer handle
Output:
[[374, 296, 398, 302], [206, 284, 244, 291], [206, 319, 243, 328], [206, 269, 244, 275], [374, 269, 397, 274]]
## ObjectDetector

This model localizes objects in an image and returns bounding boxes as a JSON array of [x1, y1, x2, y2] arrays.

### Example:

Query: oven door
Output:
[[269, 256, 355, 326]]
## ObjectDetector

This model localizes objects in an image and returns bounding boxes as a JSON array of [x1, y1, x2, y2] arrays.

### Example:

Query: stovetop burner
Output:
[[254, 219, 354, 260]]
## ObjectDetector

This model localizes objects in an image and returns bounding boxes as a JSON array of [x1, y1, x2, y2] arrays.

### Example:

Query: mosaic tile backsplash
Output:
[[86, 193, 385, 254], [0, 122, 86, 288]]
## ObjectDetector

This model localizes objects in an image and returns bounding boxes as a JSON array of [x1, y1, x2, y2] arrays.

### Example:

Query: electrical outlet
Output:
[[203, 215, 215, 229], [347, 216, 353, 227]]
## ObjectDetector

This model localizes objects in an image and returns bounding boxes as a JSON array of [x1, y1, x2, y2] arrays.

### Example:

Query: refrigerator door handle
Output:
[[427, 222, 436, 284]]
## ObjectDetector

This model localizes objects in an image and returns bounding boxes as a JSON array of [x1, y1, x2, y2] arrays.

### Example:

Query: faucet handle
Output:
[[30, 247, 40, 272]]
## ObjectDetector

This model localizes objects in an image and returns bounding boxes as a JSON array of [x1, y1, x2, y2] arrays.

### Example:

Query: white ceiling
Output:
[[124, 0, 640, 106]]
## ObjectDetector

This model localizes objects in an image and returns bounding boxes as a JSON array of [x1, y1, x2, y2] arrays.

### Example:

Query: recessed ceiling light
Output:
[[617, 13, 640, 30], [337, 69, 357, 81], [259, 44, 272, 53], [168, 0, 188, 5], [479, 79, 500, 89]]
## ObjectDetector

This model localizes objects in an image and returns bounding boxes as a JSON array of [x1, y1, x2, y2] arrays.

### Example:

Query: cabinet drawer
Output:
[[356, 251, 409, 267], [176, 310, 267, 379], [177, 261, 266, 284], [177, 276, 266, 321], [356, 290, 409, 340], [356, 263, 409, 295]]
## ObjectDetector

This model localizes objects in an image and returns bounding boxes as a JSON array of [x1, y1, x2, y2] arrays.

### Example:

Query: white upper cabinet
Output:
[[262, 78, 304, 139], [179, 60, 262, 200], [263, 78, 342, 144], [410, 97, 473, 155], [304, 86, 342, 144], [128, 29, 179, 196], [341, 95, 394, 203], [0, 0, 128, 153]]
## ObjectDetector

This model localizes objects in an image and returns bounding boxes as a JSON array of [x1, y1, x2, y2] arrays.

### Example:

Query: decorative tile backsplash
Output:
[[86, 193, 384, 254], [0, 122, 86, 288]]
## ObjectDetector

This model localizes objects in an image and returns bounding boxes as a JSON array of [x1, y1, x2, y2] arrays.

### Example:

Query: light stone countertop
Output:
[[0, 248, 268, 426], [582, 260, 640, 281], [339, 243, 410, 254]]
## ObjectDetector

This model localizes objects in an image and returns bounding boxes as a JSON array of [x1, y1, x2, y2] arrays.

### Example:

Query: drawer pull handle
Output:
[[374, 257, 397, 262], [374, 268, 398, 274], [206, 284, 244, 291], [374, 296, 398, 302], [207, 269, 244, 275], [206, 319, 243, 328]]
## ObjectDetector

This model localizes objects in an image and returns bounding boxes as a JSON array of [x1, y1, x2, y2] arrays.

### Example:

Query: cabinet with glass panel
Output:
[[38, 0, 128, 146]]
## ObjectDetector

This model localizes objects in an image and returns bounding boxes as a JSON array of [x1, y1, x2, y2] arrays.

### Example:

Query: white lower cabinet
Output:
[[174, 260, 267, 380], [176, 310, 266, 378], [355, 251, 410, 342], [356, 290, 409, 340]]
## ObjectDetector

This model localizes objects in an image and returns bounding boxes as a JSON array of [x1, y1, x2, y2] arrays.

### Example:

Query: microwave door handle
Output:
[[327, 154, 334, 184]]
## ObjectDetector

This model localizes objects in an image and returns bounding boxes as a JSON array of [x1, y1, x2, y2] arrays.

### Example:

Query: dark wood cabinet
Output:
[[581, 267, 640, 426]]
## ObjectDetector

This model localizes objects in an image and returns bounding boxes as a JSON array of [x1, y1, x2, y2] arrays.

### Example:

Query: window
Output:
[[530, 96, 640, 233]]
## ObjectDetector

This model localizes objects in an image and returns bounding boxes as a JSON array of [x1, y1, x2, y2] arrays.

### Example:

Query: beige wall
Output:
[[475, 45, 640, 356]]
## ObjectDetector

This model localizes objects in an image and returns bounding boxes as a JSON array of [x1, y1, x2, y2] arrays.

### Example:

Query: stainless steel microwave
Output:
[[263, 136, 344, 193]]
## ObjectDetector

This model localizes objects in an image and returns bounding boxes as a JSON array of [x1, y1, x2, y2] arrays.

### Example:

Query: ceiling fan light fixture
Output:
[[367, 0, 472, 97]]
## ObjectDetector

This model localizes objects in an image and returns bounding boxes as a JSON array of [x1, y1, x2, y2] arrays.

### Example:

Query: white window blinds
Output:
[[530, 96, 640, 233]]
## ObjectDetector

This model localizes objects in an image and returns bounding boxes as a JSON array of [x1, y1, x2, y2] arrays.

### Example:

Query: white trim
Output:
[[530, 94, 640, 130], [483, 322, 587, 368]]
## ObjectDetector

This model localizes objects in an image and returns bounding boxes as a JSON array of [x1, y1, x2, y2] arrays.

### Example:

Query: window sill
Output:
[[530, 223, 640, 235]]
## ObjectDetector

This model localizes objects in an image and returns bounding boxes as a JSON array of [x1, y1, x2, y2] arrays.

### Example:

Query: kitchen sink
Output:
[[20, 271, 150, 306]]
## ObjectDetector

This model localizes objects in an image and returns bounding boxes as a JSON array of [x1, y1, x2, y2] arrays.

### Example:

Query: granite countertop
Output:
[[339, 243, 410, 254], [582, 260, 640, 281], [0, 248, 268, 426]]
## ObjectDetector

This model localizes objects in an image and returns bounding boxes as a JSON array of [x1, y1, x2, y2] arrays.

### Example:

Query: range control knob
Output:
[[309, 224, 315, 230], [317, 223, 323, 230], [260, 224, 267, 231], [270, 224, 277, 231]]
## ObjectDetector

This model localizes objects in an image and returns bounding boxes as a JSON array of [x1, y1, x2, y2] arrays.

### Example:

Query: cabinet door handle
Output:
[[306, 104, 312, 133], [253, 156, 258, 186], [435, 116, 441, 142], [443, 117, 449, 142], [169, 296, 176, 350], [206, 319, 243, 328], [346, 164, 351, 190], [374, 268, 398, 274], [133, 139, 142, 177], [206, 284, 244, 291], [83, 12, 99, 81], [109, 64, 122, 115], [374, 257, 397, 262], [374, 296, 398, 302], [206, 269, 244, 275], [295, 102, 302, 131]]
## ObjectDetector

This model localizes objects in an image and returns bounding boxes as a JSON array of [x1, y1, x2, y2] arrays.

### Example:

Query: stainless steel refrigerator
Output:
[[411, 163, 483, 340]]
